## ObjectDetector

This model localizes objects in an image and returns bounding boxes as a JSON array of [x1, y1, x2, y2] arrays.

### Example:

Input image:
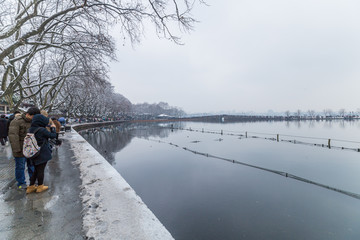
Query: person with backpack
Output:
[[8, 108, 40, 189], [26, 114, 57, 193]]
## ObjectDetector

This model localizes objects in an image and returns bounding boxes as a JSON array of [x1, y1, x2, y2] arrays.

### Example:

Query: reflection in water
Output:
[[282, 119, 360, 130], [307, 120, 315, 128], [80, 122, 184, 164], [339, 120, 345, 129], [324, 120, 333, 129], [81, 127, 133, 164], [81, 121, 360, 240]]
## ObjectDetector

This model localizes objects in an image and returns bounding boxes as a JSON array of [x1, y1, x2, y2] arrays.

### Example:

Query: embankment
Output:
[[69, 122, 174, 239]]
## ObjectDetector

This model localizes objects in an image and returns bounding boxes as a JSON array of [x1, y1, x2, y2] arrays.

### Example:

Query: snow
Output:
[[67, 129, 174, 240]]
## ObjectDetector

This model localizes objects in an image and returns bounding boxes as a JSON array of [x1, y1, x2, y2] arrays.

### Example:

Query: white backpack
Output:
[[23, 128, 42, 159]]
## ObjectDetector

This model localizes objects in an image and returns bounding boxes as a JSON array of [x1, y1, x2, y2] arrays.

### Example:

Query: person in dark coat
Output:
[[0, 114, 8, 145], [26, 114, 57, 194]]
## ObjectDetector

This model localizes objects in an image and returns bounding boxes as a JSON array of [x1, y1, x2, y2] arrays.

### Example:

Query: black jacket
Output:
[[28, 114, 57, 165], [0, 118, 8, 138]]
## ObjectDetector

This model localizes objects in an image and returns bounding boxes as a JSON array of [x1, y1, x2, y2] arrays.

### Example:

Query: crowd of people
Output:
[[1, 107, 63, 193]]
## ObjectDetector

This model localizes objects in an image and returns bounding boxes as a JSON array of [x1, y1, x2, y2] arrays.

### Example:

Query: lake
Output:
[[80, 120, 360, 240]]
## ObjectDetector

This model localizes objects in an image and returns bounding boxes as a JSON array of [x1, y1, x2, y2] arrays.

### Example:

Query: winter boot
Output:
[[36, 185, 49, 193], [26, 185, 37, 194]]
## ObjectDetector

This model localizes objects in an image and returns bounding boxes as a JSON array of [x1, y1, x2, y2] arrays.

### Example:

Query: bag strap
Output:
[[29, 127, 42, 134], [33, 127, 42, 134], [30, 127, 47, 147]]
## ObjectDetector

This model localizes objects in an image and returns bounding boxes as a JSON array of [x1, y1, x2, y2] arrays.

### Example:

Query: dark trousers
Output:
[[0, 137, 7, 145], [30, 162, 47, 185]]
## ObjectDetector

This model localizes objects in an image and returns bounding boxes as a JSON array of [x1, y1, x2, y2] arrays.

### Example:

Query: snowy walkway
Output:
[[0, 126, 174, 240], [0, 144, 15, 192], [0, 139, 83, 239]]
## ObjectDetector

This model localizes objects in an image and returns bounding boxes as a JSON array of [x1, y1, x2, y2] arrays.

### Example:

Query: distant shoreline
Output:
[[71, 115, 360, 131], [129, 115, 360, 124]]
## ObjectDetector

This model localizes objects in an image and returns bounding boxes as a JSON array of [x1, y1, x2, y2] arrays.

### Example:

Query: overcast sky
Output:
[[109, 0, 360, 114]]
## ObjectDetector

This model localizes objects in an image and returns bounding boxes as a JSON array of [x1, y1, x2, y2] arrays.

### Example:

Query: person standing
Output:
[[0, 115, 8, 145], [40, 110, 52, 131], [8, 107, 41, 189], [7, 110, 20, 136], [26, 114, 57, 193], [51, 117, 61, 139]]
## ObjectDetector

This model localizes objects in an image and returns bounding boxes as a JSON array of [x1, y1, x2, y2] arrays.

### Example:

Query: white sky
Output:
[[109, 0, 360, 114]]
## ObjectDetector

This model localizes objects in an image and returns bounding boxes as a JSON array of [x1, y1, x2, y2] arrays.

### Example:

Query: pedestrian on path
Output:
[[0, 114, 8, 145], [8, 107, 40, 189], [51, 117, 61, 139], [40, 110, 55, 131], [26, 114, 57, 194], [6, 111, 20, 137]]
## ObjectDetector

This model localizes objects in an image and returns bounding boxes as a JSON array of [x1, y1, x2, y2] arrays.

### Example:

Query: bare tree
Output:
[[132, 102, 185, 118], [55, 77, 133, 119], [338, 108, 346, 117], [323, 109, 333, 117], [307, 110, 316, 118], [0, 0, 205, 110]]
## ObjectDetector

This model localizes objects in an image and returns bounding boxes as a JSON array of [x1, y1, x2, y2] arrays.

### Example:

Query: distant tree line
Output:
[[132, 102, 185, 118], [284, 109, 360, 119]]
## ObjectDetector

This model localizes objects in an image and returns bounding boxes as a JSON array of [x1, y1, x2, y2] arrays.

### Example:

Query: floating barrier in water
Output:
[[168, 127, 360, 153], [140, 137, 360, 201]]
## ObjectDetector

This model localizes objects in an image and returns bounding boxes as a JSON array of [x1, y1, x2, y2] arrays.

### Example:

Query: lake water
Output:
[[80, 120, 360, 240]]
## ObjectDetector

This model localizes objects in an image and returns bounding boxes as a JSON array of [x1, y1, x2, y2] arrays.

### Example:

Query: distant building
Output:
[[157, 114, 176, 119], [0, 102, 9, 115]]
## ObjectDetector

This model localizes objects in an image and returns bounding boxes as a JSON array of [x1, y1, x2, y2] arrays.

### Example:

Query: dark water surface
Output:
[[80, 120, 360, 240]]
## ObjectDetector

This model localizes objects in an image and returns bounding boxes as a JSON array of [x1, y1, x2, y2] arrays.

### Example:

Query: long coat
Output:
[[8, 113, 32, 157], [28, 114, 57, 165], [0, 117, 8, 138]]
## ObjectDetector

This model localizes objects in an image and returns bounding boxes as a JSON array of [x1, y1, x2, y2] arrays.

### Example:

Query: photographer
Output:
[[51, 117, 62, 140], [26, 114, 57, 193], [40, 111, 62, 147]]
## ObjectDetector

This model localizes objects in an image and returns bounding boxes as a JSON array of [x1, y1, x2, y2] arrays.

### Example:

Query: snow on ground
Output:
[[66, 129, 174, 240]]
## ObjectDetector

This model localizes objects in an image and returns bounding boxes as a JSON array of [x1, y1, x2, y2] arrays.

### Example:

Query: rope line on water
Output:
[[170, 127, 360, 152], [139, 137, 360, 201], [178, 126, 360, 143]]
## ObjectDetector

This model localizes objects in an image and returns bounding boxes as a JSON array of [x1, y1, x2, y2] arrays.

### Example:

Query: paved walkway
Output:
[[0, 139, 84, 240], [0, 144, 15, 192]]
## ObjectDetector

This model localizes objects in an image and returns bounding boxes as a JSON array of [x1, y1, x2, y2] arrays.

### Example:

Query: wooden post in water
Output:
[[245, 132, 247, 138], [328, 139, 331, 149], [277, 134, 279, 142], [221, 130, 223, 135]]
